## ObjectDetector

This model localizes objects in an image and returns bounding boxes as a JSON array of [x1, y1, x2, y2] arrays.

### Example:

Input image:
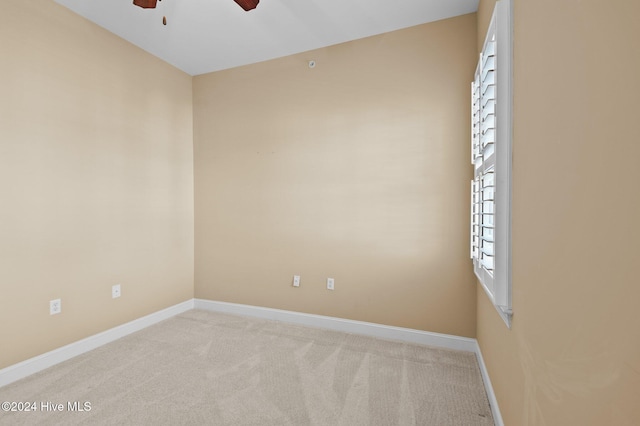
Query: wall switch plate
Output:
[[112, 284, 121, 298], [327, 278, 334, 290], [50, 299, 61, 315], [293, 275, 301, 287]]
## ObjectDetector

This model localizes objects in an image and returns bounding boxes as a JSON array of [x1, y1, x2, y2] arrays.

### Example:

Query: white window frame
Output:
[[471, 0, 513, 327]]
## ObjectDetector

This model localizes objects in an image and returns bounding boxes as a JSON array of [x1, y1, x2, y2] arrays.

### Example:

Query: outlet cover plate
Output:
[[293, 275, 300, 287], [327, 278, 334, 290], [50, 299, 61, 315]]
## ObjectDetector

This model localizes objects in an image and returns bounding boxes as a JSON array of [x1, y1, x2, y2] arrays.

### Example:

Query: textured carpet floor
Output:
[[0, 310, 493, 425]]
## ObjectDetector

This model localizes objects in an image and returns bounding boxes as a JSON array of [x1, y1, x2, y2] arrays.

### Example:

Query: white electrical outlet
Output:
[[293, 275, 301, 287], [50, 299, 61, 315], [112, 284, 121, 299], [327, 278, 335, 290]]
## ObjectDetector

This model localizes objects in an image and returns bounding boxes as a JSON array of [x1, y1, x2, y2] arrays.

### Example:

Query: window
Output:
[[471, 0, 513, 327]]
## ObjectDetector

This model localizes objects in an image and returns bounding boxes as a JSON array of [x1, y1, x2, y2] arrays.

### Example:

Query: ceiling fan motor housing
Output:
[[233, 0, 260, 11], [133, 0, 158, 9]]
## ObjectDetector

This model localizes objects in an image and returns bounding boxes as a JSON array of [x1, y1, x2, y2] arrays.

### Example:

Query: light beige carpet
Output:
[[0, 310, 493, 425]]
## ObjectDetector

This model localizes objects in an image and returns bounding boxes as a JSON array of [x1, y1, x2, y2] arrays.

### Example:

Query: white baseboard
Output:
[[475, 342, 504, 426], [194, 299, 478, 352], [0, 299, 194, 388]]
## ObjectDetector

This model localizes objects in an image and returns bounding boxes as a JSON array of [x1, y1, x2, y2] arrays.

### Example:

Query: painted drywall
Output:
[[0, 0, 194, 369], [194, 14, 478, 338], [476, 0, 640, 424]]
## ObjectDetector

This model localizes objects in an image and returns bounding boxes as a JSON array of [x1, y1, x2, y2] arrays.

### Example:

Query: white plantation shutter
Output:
[[471, 0, 512, 327]]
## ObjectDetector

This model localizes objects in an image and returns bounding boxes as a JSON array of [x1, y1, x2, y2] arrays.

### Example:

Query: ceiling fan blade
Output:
[[233, 0, 259, 11], [133, 0, 158, 9]]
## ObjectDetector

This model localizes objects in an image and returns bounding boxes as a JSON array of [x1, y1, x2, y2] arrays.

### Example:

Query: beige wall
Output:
[[0, 1, 194, 369], [193, 14, 478, 337], [476, 0, 640, 424]]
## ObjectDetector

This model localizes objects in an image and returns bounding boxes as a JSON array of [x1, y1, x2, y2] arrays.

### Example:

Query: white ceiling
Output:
[[54, 0, 478, 76]]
